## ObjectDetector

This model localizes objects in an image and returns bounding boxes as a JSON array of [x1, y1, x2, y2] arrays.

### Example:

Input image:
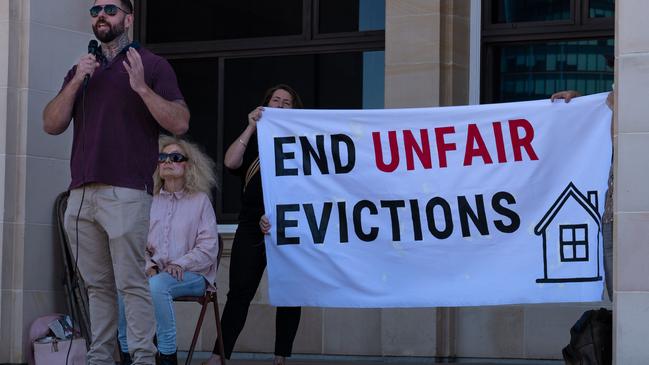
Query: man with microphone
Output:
[[42, 1, 188, 364]]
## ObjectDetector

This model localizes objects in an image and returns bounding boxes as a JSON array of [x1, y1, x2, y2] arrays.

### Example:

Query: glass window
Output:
[[138, 1, 385, 222], [145, 0, 302, 43], [363, 51, 385, 109], [319, 0, 385, 33], [218, 51, 384, 221], [589, 0, 614, 18], [492, 38, 613, 102], [491, 0, 571, 23], [168, 58, 219, 157], [167, 58, 221, 208]]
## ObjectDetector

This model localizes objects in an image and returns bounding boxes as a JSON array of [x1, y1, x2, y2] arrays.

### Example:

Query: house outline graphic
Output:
[[534, 182, 603, 283]]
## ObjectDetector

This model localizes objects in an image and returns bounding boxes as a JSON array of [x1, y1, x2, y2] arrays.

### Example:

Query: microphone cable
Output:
[[65, 56, 93, 365]]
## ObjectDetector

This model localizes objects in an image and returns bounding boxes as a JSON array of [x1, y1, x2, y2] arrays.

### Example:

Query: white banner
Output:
[[258, 93, 612, 308]]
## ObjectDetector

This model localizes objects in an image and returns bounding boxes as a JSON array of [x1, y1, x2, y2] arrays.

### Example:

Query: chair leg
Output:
[[185, 299, 209, 365], [213, 295, 226, 364]]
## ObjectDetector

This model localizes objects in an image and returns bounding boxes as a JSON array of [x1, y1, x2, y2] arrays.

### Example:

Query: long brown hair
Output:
[[260, 84, 304, 109]]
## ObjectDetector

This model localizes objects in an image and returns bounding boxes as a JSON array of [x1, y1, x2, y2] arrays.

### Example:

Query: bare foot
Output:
[[201, 354, 222, 365], [273, 355, 286, 365]]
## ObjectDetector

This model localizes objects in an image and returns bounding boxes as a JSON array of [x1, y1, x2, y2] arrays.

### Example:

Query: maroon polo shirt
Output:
[[61, 43, 184, 193]]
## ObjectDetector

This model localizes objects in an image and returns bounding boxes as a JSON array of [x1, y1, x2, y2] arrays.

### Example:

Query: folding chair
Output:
[[174, 234, 226, 365]]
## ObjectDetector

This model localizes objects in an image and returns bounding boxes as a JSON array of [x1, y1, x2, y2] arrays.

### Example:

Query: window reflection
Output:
[[589, 0, 614, 18], [495, 39, 613, 102]]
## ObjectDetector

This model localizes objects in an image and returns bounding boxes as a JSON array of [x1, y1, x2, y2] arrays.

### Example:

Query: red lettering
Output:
[[464, 124, 493, 166], [372, 131, 399, 172], [509, 119, 539, 162], [404, 129, 432, 170], [492, 121, 507, 163], [435, 126, 456, 168]]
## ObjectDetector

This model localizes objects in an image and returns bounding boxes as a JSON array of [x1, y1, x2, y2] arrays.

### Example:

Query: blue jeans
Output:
[[118, 272, 207, 355]]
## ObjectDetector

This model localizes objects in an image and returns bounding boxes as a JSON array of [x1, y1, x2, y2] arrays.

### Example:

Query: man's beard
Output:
[[92, 19, 125, 43]]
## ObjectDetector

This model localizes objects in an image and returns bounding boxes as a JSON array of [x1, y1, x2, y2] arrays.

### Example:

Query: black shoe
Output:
[[120, 352, 132, 365], [158, 351, 178, 365]]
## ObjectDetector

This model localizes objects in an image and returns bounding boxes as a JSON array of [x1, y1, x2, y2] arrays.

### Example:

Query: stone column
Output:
[[383, 0, 469, 357], [386, 0, 469, 109], [386, 0, 441, 108], [439, 0, 469, 106], [614, 1, 649, 364], [0, 0, 92, 362]]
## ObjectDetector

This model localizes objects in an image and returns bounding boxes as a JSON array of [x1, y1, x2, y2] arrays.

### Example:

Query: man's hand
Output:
[[165, 263, 184, 281], [42, 54, 99, 135], [73, 54, 100, 84], [123, 47, 148, 95], [550, 90, 581, 103]]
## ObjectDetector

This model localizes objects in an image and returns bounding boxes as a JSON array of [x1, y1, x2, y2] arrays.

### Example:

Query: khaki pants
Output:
[[64, 185, 156, 365]]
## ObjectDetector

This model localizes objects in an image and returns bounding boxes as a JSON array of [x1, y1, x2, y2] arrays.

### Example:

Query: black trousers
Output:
[[214, 220, 301, 358]]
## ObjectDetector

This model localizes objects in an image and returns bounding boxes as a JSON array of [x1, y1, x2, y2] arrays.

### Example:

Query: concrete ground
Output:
[[178, 352, 562, 365]]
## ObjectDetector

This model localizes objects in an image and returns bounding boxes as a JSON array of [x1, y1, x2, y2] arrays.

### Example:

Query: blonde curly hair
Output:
[[153, 135, 217, 199]]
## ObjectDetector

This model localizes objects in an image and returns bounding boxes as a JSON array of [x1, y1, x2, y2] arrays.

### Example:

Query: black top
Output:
[[230, 134, 264, 223]]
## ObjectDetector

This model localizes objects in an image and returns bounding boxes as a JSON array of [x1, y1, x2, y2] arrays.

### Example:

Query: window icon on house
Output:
[[534, 182, 603, 283]]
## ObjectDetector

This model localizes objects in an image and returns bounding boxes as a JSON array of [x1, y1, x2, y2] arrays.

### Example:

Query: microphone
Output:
[[83, 40, 99, 89]]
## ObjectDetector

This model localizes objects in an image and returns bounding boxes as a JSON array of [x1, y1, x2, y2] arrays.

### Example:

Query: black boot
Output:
[[120, 352, 132, 365], [158, 352, 178, 365]]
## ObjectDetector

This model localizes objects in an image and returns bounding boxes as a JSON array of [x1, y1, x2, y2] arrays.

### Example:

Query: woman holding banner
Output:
[[551, 88, 615, 301], [203, 85, 303, 365]]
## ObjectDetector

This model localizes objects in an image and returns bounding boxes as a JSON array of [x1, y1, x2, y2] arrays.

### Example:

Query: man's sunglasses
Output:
[[158, 152, 188, 164], [89, 4, 131, 17]]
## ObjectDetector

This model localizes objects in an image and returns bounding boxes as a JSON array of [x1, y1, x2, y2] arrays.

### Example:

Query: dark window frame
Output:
[[482, 0, 578, 32], [133, 0, 384, 56], [133, 0, 385, 223], [312, 0, 386, 39], [480, 0, 614, 103], [559, 224, 589, 262]]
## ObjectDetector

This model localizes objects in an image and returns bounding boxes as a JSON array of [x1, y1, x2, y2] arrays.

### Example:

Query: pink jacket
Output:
[[145, 189, 219, 290]]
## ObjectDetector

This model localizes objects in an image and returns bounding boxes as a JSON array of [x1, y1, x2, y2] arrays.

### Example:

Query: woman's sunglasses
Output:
[[89, 4, 131, 17], [158, 152, 188, 164]]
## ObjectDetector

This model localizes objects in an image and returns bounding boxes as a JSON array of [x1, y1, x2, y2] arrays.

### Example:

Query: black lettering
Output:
[[303, 203, 333, 244], [332, 134, 356, 174], [274, 137, 298, 176], [425, 197, 453, 239], [458, 195, 489, 237], [409, 199, 423, 241], [380, 200, 406, 241], [300, 135, 328, 175], [337, 201, 349, 243], [353, 200, 379, 242], [492, 191, 520, 233], [276, 204, 300, 245]]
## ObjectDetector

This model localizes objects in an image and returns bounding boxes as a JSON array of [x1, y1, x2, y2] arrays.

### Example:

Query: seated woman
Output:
[[118, 135, 220, 365]]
